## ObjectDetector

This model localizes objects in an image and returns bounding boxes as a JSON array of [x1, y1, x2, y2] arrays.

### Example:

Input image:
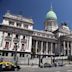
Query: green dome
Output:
[[46, 10, 57, 20]]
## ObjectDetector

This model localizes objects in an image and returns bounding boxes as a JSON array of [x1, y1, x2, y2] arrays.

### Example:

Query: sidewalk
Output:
[[20, 64, 39, 68], [65, 63, 72, 66], [65, 64, 72, 66]]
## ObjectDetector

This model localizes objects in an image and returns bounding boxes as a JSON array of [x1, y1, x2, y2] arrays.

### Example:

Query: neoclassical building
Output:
[[0, 7, 72, 64]]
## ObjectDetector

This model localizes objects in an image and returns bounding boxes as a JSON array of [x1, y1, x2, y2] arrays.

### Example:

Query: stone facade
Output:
[[0, 9, 72, 65]]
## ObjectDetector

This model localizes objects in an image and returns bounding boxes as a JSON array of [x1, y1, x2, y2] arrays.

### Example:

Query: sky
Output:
[[0, 0, 72, 30]]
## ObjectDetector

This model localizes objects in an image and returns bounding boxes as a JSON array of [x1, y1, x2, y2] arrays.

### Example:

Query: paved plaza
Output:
[[3, 65, 72, 72]]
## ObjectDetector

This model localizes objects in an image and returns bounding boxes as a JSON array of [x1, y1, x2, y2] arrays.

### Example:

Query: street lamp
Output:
[[14, 43, 18, 66], [68, 51, 71, 64], [0, 52, 3, 62], [38, 55, 43, 67]]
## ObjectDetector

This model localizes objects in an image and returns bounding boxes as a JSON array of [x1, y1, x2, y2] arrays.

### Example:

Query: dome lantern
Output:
[[46, 4, 57, 20]]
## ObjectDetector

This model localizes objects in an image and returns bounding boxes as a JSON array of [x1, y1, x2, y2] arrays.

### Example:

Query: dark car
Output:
[[52, 63, 57, 67], [43, 63, 52, 68], [39, 63, 43, 68], [57, 62, 64, 67]]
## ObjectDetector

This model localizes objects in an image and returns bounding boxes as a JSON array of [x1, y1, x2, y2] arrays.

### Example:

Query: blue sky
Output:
[[0, 0, 72, 30]]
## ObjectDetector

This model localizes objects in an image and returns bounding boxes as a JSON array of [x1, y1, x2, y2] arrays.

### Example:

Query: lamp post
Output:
[[68, 51, 71, 64], [0, 52, 3, 62], [38, 54, 41, 67], [26, 54, 30, 65], [39, 55, 43, 67], [14, 43, 18, 66]]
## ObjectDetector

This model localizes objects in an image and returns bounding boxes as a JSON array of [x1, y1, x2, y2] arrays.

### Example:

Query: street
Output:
[[3, 65, 72, 72]]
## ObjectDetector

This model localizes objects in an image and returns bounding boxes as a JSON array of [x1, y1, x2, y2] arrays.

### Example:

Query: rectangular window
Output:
[[8, 33, 10, 37], [22, 44, 24, 48], [2, 52, 8, 56], [23, 36, 25, 39], [11, 53, 14, 56], [24, 24, 28, 28], [2, 53, 4, 56], [17, 23, 21, 27], [20, 53, 24, 57], [21, 44, 25, 51], [16, 35, 19, 39], [4, 42, 9, 50], [9, 21, 14, 25], [6, 52, 8, 56], [12, 43, 17, 50]]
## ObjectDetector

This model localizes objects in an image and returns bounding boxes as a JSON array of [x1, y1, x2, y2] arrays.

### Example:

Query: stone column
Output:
[[55, 43, 57, 49], [55, 43, 57, 55], [71, 42, 72, 55], [41, 41, 43, 54], [46, 42, 48, 54], [2, 32, 8, 50], [67, 42, 69, 56], [36, 40, 38, 54], [11, 34, 15, 50], [19, 35, 21, 51], [26, 36, 29, 50], [51, 43, 53, 55], [63, 41, 66, 56]]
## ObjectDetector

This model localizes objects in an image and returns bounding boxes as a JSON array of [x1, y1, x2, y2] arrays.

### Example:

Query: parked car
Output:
[[39, 63, 43, 68], [0, 61, 21, 71], [52, 63, 57, 67], [57, 62, 64, 67], [43, 63, 52, 68]]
